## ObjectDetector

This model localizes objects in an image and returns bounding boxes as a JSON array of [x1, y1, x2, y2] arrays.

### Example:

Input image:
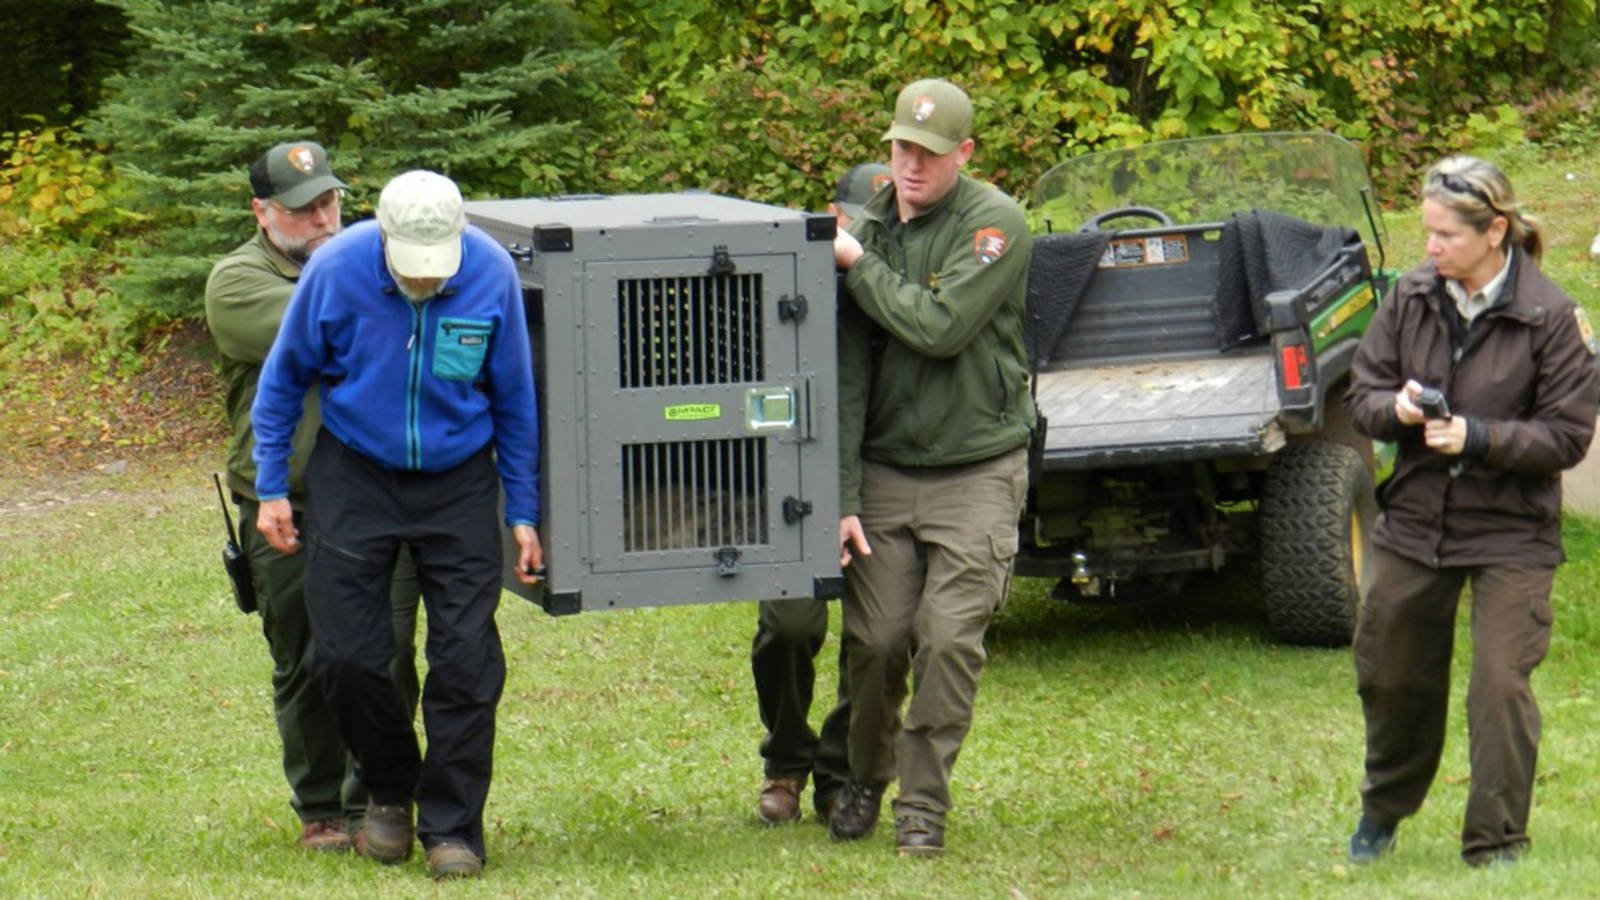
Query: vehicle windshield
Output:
[[1033, 132, 1386, 251]]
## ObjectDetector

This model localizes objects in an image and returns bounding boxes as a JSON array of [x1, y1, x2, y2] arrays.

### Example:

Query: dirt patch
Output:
[[0, 319, 227, 503]]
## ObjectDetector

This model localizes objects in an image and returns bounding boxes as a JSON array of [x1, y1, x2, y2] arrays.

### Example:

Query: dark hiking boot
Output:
[[828, 778, 886, 842], [895, 815, 945, 858], [427, 841, 483, 880], [354, 803, 414, 864]]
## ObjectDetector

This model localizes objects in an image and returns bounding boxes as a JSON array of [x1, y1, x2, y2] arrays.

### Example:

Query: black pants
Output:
[[303, 429, 506, 858], [237, 496, 421, 825], [751, 597, 851, 811]]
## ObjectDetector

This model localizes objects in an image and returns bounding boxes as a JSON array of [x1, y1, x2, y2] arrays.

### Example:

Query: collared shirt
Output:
[[1443, 248, 1513, 325]]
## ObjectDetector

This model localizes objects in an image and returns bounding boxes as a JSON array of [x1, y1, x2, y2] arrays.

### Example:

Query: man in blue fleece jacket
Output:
[[252, 169, 542, 880]]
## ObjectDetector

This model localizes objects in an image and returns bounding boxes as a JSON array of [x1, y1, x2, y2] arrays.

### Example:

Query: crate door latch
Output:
[[782, 496, 812, 524]]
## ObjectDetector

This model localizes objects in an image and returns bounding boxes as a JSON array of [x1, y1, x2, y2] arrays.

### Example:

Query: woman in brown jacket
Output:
[[1343, 155, 1598, 867]]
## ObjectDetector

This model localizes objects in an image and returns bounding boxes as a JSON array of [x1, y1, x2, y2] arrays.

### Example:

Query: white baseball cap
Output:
[[378, 170, 465, 279]]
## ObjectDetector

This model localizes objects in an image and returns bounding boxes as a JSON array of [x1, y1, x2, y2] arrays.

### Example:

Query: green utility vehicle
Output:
[[1018, 132, 1391, 645]]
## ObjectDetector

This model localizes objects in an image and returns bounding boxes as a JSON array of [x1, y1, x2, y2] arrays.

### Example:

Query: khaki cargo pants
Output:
[[841, 447, 1028, 826], [1354, 546, 1554, 864]]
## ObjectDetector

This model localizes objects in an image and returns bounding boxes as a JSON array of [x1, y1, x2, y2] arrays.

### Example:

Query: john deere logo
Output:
[[1314, 285, 1376, 340], [665, 403, 721, 421]]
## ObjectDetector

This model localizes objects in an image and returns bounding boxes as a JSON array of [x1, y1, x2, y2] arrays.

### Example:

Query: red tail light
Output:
[[1280, 344, 1308, 389]]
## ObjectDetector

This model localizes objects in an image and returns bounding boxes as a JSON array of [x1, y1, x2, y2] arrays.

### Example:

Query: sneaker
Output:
[[1348, 816, 1397, 864], [354, 803, 414, 864], [426, 841, 484, 880], [894, 815, 945, 858], [297, 817, 352, 853], [828, 778, 886, 842], [757, 776, 804, 825]]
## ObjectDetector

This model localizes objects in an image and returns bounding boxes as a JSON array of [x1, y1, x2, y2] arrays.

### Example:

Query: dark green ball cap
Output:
[[249, 141, 347, 209], [834, 162, 892, 219], [882, 78, 972, 155]]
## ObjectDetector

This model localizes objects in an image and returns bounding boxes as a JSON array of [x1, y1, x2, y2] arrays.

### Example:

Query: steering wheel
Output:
[[1078, 206, 1175, 233]]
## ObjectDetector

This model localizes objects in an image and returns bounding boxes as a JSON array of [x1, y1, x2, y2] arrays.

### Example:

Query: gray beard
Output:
[[264, 223, 331, 266], [271, 235, 311, 265]]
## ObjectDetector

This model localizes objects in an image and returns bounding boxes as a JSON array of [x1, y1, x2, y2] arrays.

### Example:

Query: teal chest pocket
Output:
[[433, 318, 494, 382]]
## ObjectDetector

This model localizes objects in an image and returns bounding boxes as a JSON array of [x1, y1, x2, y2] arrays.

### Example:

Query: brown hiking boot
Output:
[[757, 776, 804, 825], [297, 817, 352, 852], [354, 803, 414, 864], [427, 841, 484, 880]]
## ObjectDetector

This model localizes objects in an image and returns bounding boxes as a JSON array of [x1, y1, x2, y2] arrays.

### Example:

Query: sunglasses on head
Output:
[[1433, 172, 1501, 215]]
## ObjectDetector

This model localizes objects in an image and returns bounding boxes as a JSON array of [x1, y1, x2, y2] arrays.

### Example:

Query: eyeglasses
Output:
[[1432, 173, 1500, 215], [270, 189, 344, 219]]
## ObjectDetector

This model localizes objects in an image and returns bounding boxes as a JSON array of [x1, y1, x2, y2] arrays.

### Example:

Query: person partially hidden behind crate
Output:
[[1343, 155, 1598, 868], [204, 141, 422, 853], [750, 162, 892, 826], [829, 78, 1035, 856], [251, 169, 544, 880]]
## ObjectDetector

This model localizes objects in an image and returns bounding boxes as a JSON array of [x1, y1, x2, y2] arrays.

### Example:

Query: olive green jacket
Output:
[[204, 230, 321, 505], [838, 173, 1035, 515]]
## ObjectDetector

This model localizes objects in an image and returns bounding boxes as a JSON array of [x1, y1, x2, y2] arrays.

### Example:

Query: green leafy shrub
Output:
[[604, 58, 885, 209], [600, 0, 1600, 207], [0, 127, 149, 361], [0, 126, 129, 245], [1521, 77, 1600, 151]]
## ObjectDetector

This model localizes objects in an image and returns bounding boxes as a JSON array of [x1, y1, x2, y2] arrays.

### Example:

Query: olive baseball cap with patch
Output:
[[249, 141, 346, 209], [377, 170, 466, 280], [882, 78, 972, 155], [834, 162, 892, 219]]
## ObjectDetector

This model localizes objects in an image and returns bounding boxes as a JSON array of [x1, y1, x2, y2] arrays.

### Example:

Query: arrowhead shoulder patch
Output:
[[973, 227, 1008, 265], [1575, 307, 1598, 356]]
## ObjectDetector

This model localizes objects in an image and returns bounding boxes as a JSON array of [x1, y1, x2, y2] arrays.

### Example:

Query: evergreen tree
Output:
[[0, 0, 132, 132], [91, 0, 623, 319]]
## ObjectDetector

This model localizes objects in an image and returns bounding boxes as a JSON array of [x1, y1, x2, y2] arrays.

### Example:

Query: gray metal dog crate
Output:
[[465, 193, 843, 614]]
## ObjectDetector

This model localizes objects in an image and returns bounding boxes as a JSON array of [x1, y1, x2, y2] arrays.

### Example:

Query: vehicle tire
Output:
[[1260, 441, 1376, 646]]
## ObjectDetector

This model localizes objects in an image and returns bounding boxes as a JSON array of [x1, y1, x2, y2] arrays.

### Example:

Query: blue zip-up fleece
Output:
[[252, 219, 540, 526]]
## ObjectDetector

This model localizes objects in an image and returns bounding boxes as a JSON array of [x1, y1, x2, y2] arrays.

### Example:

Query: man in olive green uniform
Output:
[[205, 141, 421, 851], [827, 80, 1034, 856], [751, 163, 892, 826]]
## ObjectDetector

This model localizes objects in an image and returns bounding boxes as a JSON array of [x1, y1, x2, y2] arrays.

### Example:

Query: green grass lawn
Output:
[[3, 461, 1600, 899], [3, 140, 1600, 898]]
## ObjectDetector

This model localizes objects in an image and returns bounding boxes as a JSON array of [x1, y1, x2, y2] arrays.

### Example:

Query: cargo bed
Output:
[[1033, 351, 1284, 471]]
